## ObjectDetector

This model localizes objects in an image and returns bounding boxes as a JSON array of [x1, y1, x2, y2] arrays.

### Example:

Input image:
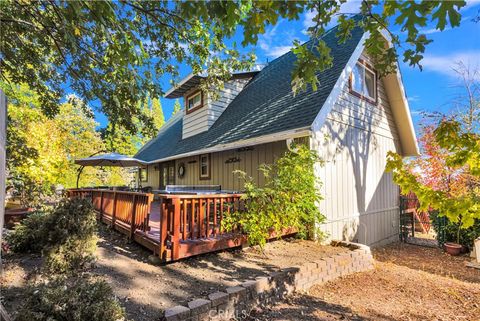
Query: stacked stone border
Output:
[[162, 240, 374, 321]]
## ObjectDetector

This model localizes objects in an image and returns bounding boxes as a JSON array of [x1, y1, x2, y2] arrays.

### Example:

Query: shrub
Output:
[[6, 198, 98, 273], [6, 210, 50, 253], [431, 211, 480, 249], [15, 277, 126, 321], [42, 198, 97, 273], [223, 144, 325, 247]]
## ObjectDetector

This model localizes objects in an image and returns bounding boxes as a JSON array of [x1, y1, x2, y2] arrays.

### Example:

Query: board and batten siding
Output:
[[182, 78, 251, 139], [312, 53, 402, 247], [140, 141, 288, 191]]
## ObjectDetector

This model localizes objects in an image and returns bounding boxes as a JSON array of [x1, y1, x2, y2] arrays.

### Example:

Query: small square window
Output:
[[199, 154, 210, 179], [186, 91, 203, 112], [350, 61, 377, 103]]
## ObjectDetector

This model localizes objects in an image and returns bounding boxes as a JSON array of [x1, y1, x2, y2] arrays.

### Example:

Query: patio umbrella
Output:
[[74, 152, 146, 188], [75, 152, 146, 167]]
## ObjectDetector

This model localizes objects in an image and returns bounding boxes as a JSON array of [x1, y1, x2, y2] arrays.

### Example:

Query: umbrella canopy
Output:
[[74, 153, 146, 167]]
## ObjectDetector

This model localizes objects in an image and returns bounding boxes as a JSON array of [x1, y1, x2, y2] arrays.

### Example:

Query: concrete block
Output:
[[164, 305, 190, 321], [188, 299, 211, 315], [208, 291, 229, 307]]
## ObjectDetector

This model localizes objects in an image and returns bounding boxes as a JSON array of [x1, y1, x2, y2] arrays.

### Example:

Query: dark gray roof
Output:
[[136, 25, 364, 162]]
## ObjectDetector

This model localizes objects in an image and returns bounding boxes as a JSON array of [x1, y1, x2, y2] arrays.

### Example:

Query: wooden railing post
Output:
[[99, 191, 104, 220], [159, 197, 168, 261], [129, 194, 137, 239], [198, 198, 204, 239], [111, 191, 118, 228], [144, 194, 153, 232], [172, 198, 181, 261]]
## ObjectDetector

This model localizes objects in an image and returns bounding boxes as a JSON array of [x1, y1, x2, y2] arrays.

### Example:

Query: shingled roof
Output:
[[136, 24, 364, 163]]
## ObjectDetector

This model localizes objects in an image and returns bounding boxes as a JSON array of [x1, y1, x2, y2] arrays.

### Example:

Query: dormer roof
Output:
[[164, 66, 265, 99]]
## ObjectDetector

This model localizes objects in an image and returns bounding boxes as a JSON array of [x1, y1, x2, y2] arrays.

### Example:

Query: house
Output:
[[134, 24, 419, 247]]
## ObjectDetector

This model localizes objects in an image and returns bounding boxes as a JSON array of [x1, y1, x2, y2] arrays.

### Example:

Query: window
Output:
[[186, 90, 203, 113], [139, 167, 148, 182], [350, 61, 377, 103], [199, 154, 210, 180]]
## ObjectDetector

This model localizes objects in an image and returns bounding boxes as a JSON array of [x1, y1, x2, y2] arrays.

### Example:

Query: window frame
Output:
[[185, 90, 204, 114], [349, 60, 378, 105], [199, 153, 211, 180], [139, 167, 148, 182]]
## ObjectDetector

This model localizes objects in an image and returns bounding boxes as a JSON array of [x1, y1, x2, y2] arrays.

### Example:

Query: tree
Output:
[[172, 99, 182, 116], [0, 1, 468, 132], [150, 97, 165, 132], [4, 83, 129, 206], [386, 64, 480, 231]]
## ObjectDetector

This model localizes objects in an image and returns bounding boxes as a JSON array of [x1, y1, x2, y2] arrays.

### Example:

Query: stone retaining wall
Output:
[[163, 241, 374, 321]]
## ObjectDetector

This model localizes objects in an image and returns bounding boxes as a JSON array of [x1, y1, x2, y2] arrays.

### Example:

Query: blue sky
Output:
[[93, 1, 480, 134]]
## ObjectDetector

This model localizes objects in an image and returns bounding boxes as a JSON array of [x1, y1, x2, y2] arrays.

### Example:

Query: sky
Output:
[[92, 1, 480, 135]]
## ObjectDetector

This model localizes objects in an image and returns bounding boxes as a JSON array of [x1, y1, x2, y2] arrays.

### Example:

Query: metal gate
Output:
[[399, 194, 446, 247]]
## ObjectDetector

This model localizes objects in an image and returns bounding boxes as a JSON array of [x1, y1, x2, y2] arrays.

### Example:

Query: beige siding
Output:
[[312, 53, 402, 247], [137, 165, 160, 189], [141, 141, 288, 190]]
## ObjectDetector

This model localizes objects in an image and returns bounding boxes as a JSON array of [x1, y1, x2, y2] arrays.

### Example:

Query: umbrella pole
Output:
[[76, 150, 108, 188], [76, 165, 85, 189]]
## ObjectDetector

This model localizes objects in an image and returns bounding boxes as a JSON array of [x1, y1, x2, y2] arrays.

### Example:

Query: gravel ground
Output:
[[248, 243, 480, 321], [0, 226, 346, 321]]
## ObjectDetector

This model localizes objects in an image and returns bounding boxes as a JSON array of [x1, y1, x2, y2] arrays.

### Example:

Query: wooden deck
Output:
[[67, 189, 250, 262]]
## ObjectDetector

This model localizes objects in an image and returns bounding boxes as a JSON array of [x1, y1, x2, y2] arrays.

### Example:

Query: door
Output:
[[159, 161, 176, 190]]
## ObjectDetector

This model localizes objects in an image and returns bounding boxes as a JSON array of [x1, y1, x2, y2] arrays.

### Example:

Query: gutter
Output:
[[143, 126, 312, 164]]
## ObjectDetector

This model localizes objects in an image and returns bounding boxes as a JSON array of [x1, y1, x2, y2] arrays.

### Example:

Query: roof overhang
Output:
[[382, 66, 420, 156], [142, 127, 311, 164], [164, 67, 265, 99]]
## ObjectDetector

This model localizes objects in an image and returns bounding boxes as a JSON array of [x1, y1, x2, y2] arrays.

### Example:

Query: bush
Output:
[[15, 277, 126, 321], [42, 198, 97, 273], [6, 210, 50, 253], [431, 211, 480, 249], [223, 144, 325, 247], [6, 198, 98, 273]]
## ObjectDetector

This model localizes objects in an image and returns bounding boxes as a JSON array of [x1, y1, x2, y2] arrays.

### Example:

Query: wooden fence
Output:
[[157, 194, 245, 261], [67, 189, 154, 239]]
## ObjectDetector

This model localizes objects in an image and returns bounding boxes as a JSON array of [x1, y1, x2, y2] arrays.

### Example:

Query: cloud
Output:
[[261, 45, 293, 58], [421, 51, 480, 77], [302, 0, 362, 34], [257, 19, 299, 59], [407, 95, 420, 103]]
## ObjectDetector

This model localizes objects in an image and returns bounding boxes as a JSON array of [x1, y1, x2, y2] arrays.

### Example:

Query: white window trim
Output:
[[199, 154, 210, 179], [186, 91, 202, 112], [351, 62, 377, 103]]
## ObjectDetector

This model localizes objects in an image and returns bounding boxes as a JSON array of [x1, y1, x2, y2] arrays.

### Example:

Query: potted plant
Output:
[[443, 221, 463, 256]]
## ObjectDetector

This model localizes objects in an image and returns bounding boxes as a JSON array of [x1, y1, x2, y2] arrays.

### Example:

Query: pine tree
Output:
[[172, 99, 182, 115], [151, 97, 165, 130]]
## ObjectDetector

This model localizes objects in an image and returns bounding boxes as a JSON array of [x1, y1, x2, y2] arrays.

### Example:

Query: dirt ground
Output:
[[250, 243, 480, 321], [0, 227, 345, 321]]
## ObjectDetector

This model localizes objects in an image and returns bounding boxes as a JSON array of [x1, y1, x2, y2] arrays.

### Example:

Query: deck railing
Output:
[[67, 189, 154, 238], [157, 194, 244, 261]]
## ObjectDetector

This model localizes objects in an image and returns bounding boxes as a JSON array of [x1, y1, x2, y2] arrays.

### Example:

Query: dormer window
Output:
[[186, 90, 203, 114], [350, 61, 377, 104]]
